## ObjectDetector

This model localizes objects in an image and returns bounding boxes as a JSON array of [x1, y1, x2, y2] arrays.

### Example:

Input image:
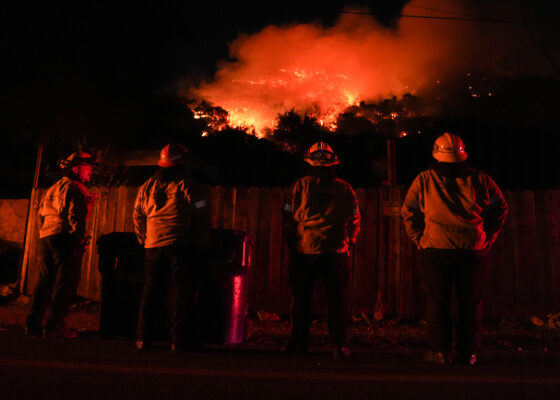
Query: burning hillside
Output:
[[180, 0, 549, 137]]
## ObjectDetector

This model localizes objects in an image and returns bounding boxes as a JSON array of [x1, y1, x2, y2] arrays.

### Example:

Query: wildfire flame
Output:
[[181, 0, 528, 137]]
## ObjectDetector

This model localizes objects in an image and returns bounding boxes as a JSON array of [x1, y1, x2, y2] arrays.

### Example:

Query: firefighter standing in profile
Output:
[[284, 142, 360, 359], [133, 143, 210, 352], [25, 152, 98, 339], [402, 132, 508, 365]]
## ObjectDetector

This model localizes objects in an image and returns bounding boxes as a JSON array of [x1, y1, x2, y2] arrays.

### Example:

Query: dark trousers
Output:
[[136, 244, 196, 345], [26, 234, 82, 330], [420, 248, 489, 356], [289, 253, 350, 347]]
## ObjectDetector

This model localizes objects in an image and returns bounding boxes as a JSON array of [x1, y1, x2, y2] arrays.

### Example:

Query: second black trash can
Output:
[[97, 232, 144, 338], [196, 229, 253, 345]]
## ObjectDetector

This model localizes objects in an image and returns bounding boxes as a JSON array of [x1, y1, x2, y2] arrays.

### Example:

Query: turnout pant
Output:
[[136, 244, 197, 345], [289, 252, 350, 347], [26, 234, 82, 331], [420, 248, 489, 356]]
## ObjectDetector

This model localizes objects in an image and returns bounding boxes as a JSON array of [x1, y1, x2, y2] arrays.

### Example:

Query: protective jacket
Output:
[[291, 175, 360, 254], [38, 177, 92, 240], [133, 168, 210, 249], [401, 163, 508, 250]]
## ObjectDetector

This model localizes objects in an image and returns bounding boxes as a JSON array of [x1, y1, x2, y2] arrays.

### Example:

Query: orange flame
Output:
[[182, 1, 491, 136]]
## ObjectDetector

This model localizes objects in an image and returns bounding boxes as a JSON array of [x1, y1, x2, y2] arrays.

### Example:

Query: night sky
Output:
[[2, 1, 560, 196]]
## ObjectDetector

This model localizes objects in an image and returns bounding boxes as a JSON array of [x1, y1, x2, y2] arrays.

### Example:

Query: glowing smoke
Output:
[[181, 0, 551, 136]]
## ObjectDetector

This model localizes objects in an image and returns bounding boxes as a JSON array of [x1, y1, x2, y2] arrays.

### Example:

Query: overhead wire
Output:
[[341, 10, 557, 25], [405, 3, 472, 17]]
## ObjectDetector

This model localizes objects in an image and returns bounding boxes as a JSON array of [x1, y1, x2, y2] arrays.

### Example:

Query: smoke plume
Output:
[[182, 0, 553, 135]]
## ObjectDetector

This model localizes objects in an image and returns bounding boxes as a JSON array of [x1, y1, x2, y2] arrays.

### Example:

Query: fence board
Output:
[[363, 188, 379, 312], [386, 187, 402, 316], [21, 188, 44, 294], [19, 186, 560, 318], [545, 190, 560, 311], [255, 187, 272, 310], [279, 186, 293, 317], [399, 207, 415, 316], [514, 191, 539, 315], [78, 187, 99, 300], [351, 188, 368, 312], [222, 187, 236, 230], [232, 187, 248, 233], [376, 187, 389, 317], [267, 187, 285, 312], [246, 187, 261, 309], [124, 186, 138, 233], [209, 186, 225, 229], [534, 191, 552, 314], [488, 190, 517, 316]]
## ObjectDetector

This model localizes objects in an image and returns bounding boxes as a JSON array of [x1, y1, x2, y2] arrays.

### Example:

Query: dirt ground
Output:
[[1, 294, 559, 354]]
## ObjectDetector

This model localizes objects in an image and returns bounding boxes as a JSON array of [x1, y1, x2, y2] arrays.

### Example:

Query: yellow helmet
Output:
[[432, 133, 468, 162], [304, 142, 339, 167]]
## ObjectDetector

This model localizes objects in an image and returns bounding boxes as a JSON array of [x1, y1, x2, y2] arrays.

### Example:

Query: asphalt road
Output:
[[1, 328, 559, 400]]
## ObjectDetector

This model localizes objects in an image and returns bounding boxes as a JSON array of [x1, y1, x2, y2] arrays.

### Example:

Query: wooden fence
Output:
[[20, 186, 560, 317]]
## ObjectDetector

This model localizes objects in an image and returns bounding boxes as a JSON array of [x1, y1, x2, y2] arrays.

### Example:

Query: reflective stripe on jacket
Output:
[[38, 177, 90, 240], [133, 175, 209, 249], [292, 176, 360, 254], [401, 165, 508, 250]]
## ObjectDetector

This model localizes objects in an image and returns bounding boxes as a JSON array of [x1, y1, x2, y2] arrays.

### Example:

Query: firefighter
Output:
[[133, 143, 210, 352], [25, 151, 98, 339], [402, 133, 508, 365], [284, 142, 360, 359]]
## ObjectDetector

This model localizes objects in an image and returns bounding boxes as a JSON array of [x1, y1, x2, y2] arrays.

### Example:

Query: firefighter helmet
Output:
[[59, 152, 98, 169], [432, 133, 468, 162], [304, 142, 339, 167], [158, 143, 189, 167]]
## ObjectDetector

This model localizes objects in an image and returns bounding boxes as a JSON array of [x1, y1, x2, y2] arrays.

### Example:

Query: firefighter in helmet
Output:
[[402, 132, 508, 365], [25, 151, 98, 339], [133, 143, 210, 352], [284, 142, 360, 359]]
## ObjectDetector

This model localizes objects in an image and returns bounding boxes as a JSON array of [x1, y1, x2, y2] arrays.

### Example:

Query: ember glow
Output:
[[181, 0, 529, 137]]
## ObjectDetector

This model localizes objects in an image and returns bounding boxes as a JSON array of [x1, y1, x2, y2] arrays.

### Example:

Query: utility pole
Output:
[[382, 138, 402, 316], [386, 139, 397, 186]]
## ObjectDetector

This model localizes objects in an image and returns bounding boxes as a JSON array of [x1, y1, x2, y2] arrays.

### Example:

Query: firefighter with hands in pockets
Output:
[[402, 132, 508, 365], [283, 142, 361, 359]]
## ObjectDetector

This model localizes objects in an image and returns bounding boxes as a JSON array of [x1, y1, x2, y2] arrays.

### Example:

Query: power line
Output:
[[406, 4, 471, 17], [341, 10, 557, 25]]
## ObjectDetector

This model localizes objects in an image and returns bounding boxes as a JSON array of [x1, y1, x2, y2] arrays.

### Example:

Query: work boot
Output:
[[424, 351, 452, 365], [44, 325, 79, 339], [25, 324, 43, 338], [455, 353, 478, 366], [332, 345, 351, 360], [135, 338, 151, 350], [171, 342, 187, 352], [282, 340, 309, 355]]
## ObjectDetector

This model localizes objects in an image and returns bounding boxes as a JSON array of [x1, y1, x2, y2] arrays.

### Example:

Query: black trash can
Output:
[[97, 232, 144, 338], [196, 229, 253, 345]]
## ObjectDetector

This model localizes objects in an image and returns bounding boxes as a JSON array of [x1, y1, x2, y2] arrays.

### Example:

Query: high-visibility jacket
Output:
[[38, 177, 92, 240], [290, 176, 360, 254], [133, 172, 210, 249], [401, 163, 508, 250]]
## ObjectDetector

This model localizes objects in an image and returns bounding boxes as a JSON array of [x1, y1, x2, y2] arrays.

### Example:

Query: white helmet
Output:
[[432, 133, 468, 162]]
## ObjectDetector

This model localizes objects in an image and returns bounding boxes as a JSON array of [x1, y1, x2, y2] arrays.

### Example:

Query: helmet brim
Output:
[[432, 151, 468, 163], [158, 159, 185, 168], [304, 158, 340, 167]]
